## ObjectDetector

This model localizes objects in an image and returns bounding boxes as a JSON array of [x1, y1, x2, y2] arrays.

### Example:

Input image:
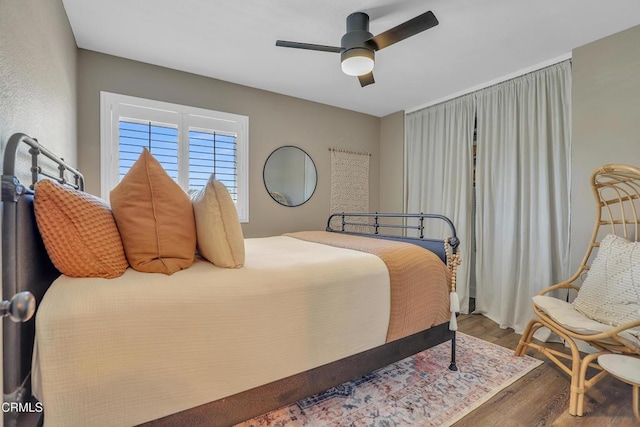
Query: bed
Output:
[[2, 133, 461, 427]]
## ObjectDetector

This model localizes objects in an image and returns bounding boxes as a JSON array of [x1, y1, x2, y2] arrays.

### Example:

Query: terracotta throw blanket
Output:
[[285, 231, 451, 342]]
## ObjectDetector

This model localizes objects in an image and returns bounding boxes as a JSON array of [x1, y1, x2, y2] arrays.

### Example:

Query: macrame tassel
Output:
[[449, 291, 459, 331], [444, 237, 461, 332], [450, 291, 460, 313], [449, 311, 458, 331]]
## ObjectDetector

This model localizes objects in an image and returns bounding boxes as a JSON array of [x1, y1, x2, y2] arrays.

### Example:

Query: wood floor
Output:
[[454, 313, 637, 427]]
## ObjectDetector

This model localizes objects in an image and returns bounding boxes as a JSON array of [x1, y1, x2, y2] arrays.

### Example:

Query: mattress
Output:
[[32, 236, 391, 426]]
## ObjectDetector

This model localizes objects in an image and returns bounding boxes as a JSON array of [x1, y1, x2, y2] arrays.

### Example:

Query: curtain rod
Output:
[[405, 53, 572, 114], [329, 147, 371, 157]]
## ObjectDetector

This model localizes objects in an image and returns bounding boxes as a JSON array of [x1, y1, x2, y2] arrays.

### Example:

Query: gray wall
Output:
[[379, 111, 405, 214], [0, 1, 77, 425], [378, 111, 405, 235], [570, 24, 640, 272], [77, 50, 381, 238], [0, 0, 77, 174]]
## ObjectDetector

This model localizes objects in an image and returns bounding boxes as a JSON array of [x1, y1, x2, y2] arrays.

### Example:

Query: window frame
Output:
[[100, 91, 249, 222]]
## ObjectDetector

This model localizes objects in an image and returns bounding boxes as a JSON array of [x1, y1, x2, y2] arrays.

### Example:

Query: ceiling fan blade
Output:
[[363, 0, 427, 21], [366, 11, 438, 51], [276, 40, 341, 53], [358, 72, 375, 87]]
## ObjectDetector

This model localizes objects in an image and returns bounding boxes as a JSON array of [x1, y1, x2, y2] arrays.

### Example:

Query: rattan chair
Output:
[[515, 164, 640, 417]]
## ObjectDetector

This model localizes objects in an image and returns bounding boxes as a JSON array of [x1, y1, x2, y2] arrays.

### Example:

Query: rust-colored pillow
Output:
[[34, 180, 128, 278], [110, 149, 196, 274]]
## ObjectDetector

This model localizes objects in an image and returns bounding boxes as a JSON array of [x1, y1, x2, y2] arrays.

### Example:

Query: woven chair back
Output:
[[577, 164, 640, 280]]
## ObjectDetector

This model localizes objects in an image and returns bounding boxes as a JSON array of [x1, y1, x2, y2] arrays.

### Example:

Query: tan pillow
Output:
[[110, 148, 196, 274], [34, 180, 128, 278], [192, 176, 245, 268]]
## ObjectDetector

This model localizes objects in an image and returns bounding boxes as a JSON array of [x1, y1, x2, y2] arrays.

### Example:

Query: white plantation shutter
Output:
[[119, 120, 179, 182], [101, 92, 248, 220], [188, 130, 237, 200]]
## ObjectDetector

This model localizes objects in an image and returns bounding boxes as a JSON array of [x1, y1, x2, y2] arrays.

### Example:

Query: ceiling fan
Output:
[[276, 10, 439, 87]]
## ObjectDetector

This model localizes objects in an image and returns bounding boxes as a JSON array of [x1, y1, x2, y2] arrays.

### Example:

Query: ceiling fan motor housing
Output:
[[341, 12, 375, 66]]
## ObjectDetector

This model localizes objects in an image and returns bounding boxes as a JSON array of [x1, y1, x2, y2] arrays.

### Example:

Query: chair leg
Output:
[[568, 359, 582, 415], [575, 351, 599, 416], [576, 350, 613, 416], [515, 318, 540, 356], [514, 318, 586, 411], [515, 314, 614, 417], [550, 329, 584, 416]]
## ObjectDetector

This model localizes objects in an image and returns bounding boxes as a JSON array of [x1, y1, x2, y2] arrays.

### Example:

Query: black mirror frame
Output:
[[263, 145, 318, 207]]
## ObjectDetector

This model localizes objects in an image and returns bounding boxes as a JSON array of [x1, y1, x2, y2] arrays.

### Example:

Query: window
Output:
[[100, 92, 249, 222]]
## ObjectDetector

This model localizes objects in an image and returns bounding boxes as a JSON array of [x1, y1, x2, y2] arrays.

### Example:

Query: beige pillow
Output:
[[573, 234, 640, 331], [110, 148, 196, 274], [191, 176, 245, 268], [34, 180, 128, 278]]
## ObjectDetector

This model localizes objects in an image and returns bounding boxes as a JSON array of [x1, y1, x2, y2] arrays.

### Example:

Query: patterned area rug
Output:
[[236, 333, 542, 427]]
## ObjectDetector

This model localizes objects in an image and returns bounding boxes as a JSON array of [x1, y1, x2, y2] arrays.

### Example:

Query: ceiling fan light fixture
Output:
[[341, 48, 374, 76]]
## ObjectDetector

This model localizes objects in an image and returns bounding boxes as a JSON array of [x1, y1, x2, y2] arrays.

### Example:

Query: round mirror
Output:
[[263, 146, 317, 207]]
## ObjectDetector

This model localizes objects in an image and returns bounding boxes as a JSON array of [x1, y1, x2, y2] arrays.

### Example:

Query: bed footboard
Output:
[[327, 211, 461, 372], [327, 212, 459, 263]]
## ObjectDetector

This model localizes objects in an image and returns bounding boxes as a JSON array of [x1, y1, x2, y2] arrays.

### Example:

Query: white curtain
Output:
[[475, 61, 572, 334], [405, 94, 476, 313]]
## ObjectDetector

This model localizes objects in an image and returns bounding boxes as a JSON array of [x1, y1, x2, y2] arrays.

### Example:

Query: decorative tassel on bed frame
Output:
[[445, 237, 461, 331]]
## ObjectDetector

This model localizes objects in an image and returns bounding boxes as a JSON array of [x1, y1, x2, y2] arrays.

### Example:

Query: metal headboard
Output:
[[2, 133, 84, 191], [326, 212, 459, 264], [2, 133, 84, 426]]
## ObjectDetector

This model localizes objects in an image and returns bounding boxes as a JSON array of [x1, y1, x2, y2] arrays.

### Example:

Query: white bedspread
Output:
[[32, 236, 390, 426]]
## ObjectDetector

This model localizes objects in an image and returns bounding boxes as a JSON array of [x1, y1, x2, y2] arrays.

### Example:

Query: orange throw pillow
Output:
[[110, 148, 196, 274], [34, 180, 128, 278]]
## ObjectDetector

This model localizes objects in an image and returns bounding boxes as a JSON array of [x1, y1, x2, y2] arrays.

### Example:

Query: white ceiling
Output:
[[62, 0, 640, 117]]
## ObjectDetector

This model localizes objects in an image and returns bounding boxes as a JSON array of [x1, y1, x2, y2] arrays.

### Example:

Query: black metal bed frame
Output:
[[1, 133, 459, 427], [327, 212, 459, 264], [2, 133, 84, 427]]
